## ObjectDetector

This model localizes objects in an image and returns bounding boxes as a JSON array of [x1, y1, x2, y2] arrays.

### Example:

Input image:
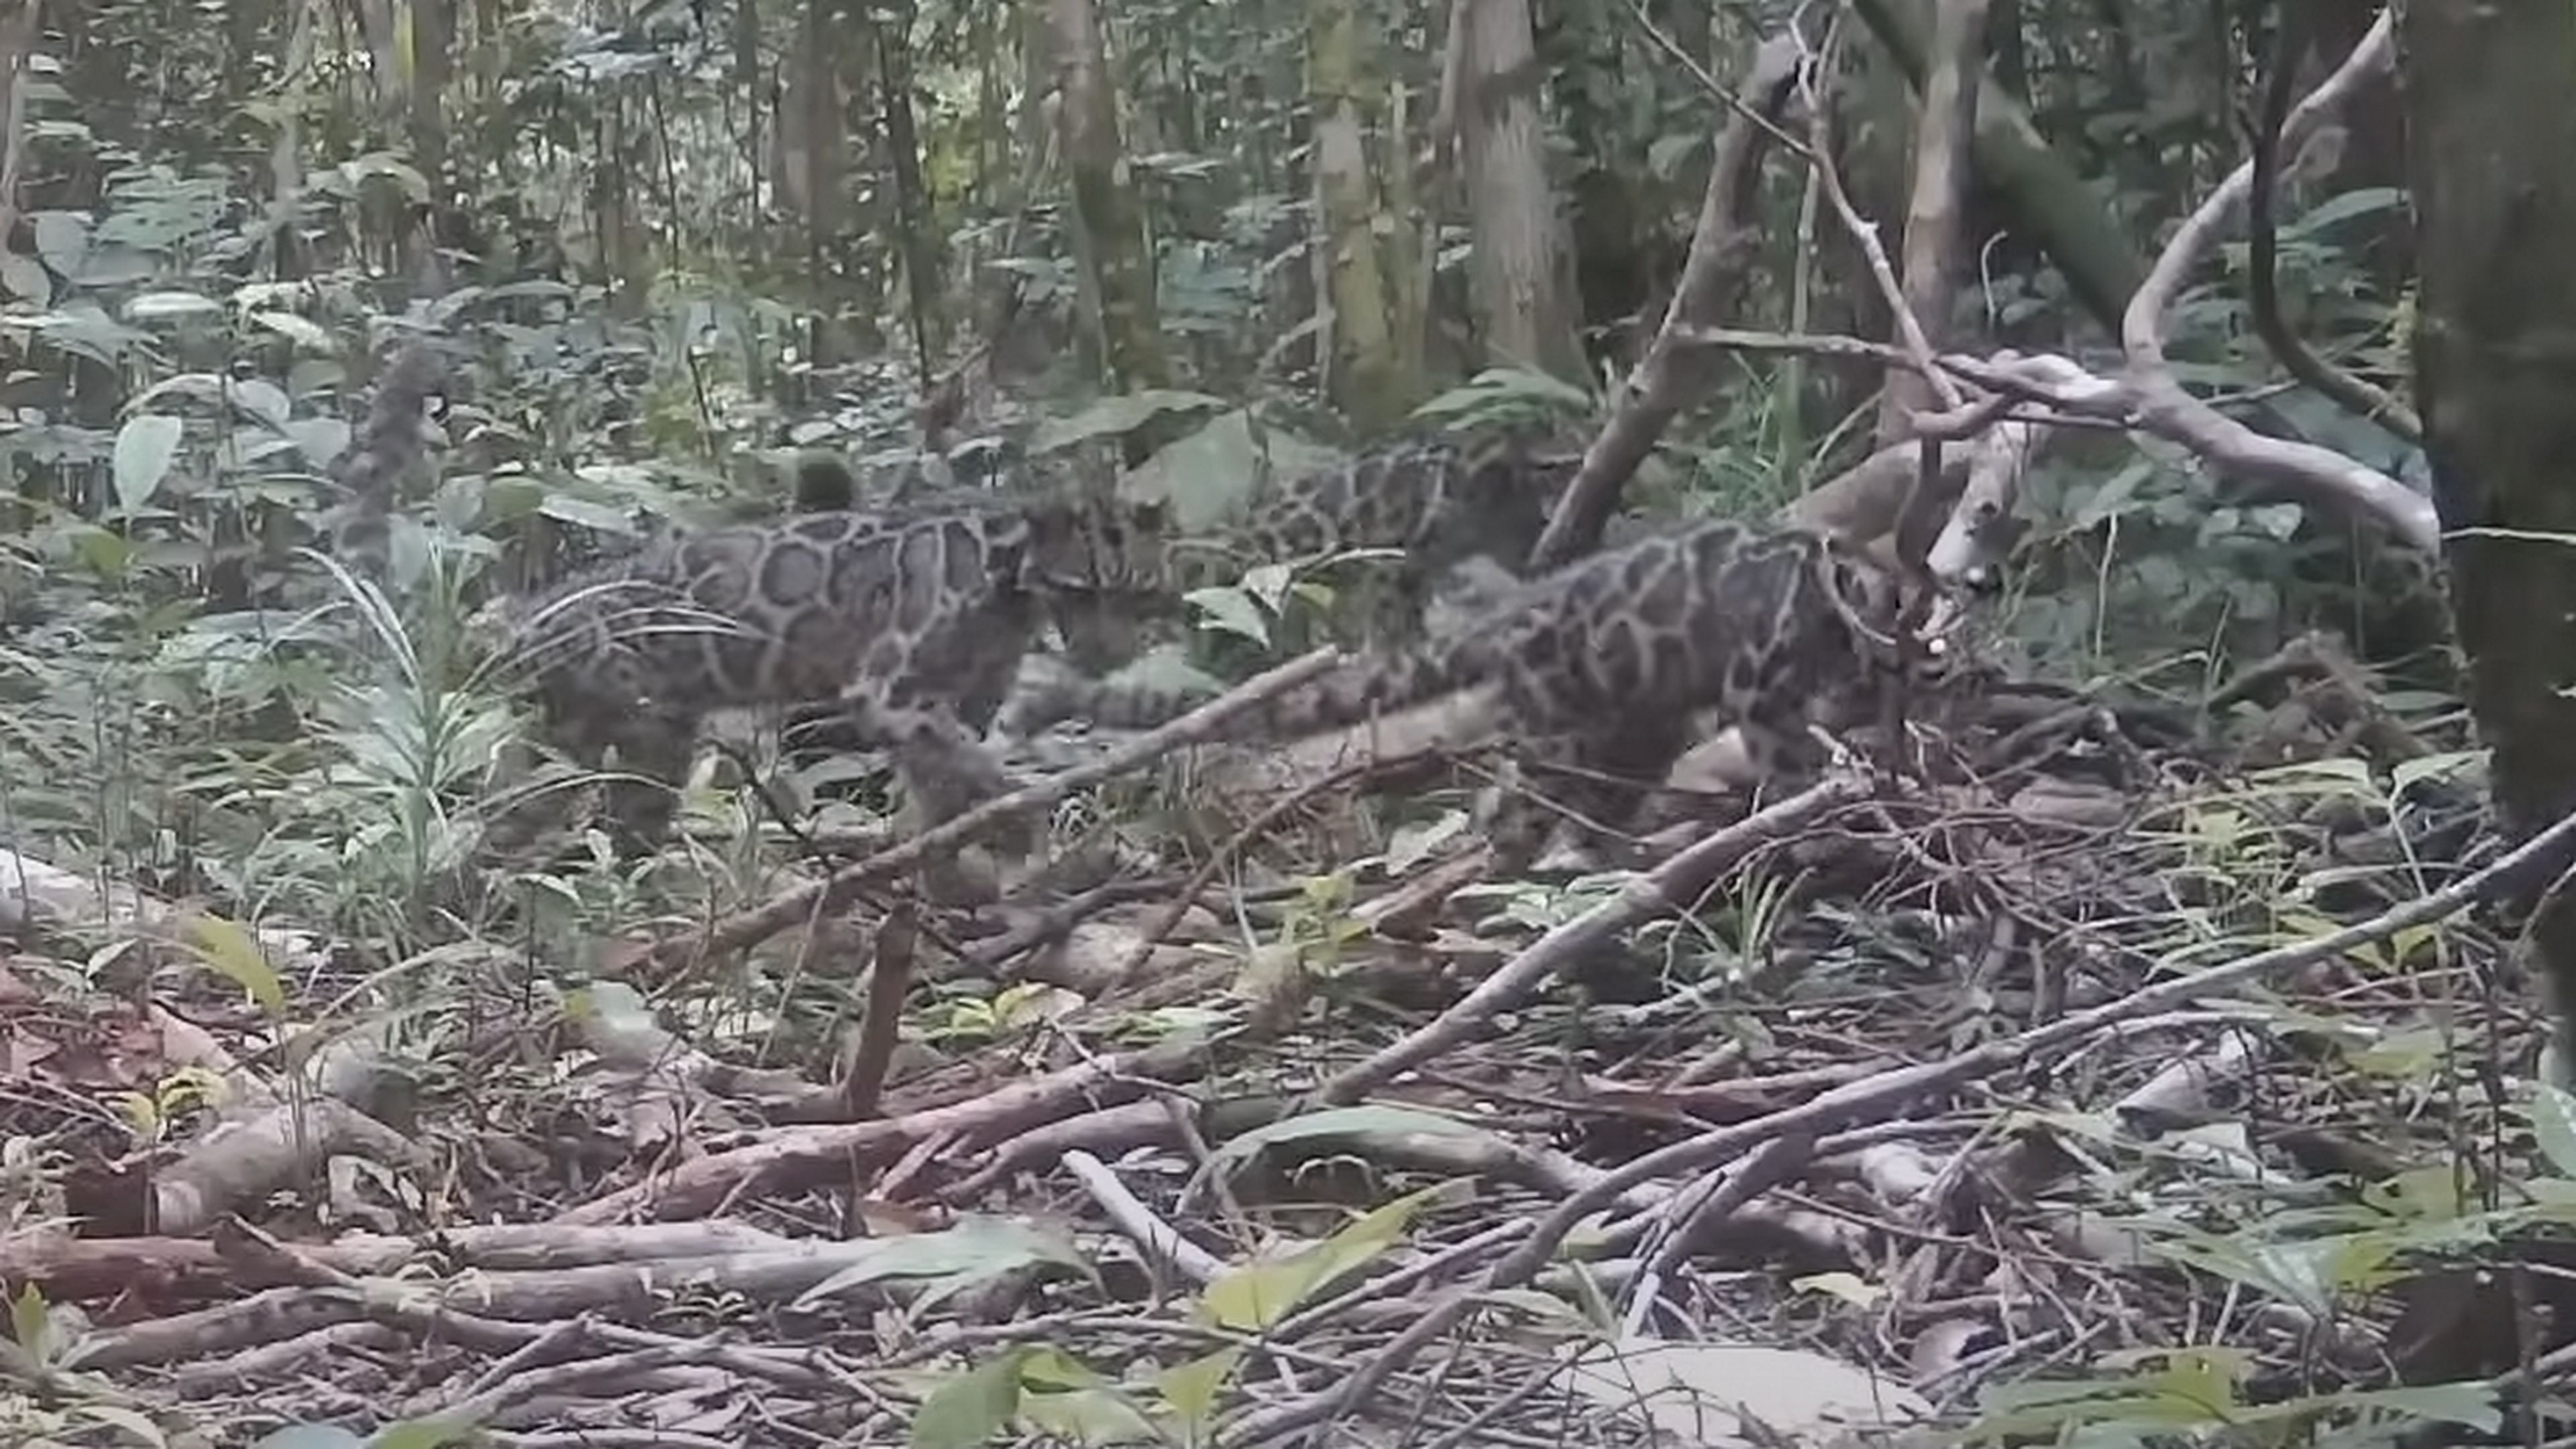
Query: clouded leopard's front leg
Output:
[[839, 690, 1036, 905]]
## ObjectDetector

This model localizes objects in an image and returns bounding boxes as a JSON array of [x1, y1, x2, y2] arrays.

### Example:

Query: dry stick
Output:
[[1527, 33, 1803, 571], [1110, 754, 1418, 986], [2120, 9, 2432, 553], [1792, 13, 1965, 432], [1318, 773, 1872, 1106], [1224, 805, 2576, 1449], [641, 647, 1342, 977]]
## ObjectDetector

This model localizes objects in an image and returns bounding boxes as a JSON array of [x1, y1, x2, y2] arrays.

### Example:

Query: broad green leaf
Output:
[[537, 493, 645, 535], [227, 377, 294, 431], [111, 414, 184, 512], [1199, 1183, 1448, 1331], [374, 1420, 478, 1449], [1792, 1271, 1886, 1308], [72, 1403, 168, 1446], [911, 1348, 1034, 1449], [1030, 390, 1227, 453], [1017, 1388, 1162, 1447], [564, 980, 655, 1035], [1156, 1347, 1242, 1432], [250, 1428, 365, 1449], [1210, 1105, 1481, 1171], [1238, 562, 1297, 612], [0, 250, 48, 302], [11, 1283, 48, 1358], [1183, 586, 1271, 647], [795, 1216, 1089, 1311], [250, 311, 340, 354], [184, 913, 286, 1016], [2537, 1080, 2576, 1180], [29, 210, 85, 271]]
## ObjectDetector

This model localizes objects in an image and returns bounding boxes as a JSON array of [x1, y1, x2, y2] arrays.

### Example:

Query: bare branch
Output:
[[2122, 11, 2434, 551], [2245, 7, 2420, 443], [1526, 34, 1803, 571], [641, 647, 1344, 977]]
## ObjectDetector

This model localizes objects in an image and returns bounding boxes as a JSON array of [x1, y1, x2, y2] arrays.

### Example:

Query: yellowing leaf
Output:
[[184, 914, 286, 1016]]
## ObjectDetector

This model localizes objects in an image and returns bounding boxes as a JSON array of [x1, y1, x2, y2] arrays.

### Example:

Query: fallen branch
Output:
[[2121, 9, 2432, 551], [1225, 802, 2576, 1448], [1320, 773, 1872, 1105], [641, 647, 1342, 978], [556, 1037, 1212, 1224]]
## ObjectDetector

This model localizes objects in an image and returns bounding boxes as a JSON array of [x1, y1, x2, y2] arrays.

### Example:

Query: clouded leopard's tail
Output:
[[327, 339, 446, 579], [1008, 634, 1492, 745]]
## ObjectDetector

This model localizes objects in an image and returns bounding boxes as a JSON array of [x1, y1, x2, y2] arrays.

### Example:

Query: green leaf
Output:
[[0, 249, 49, 302], [10, 1282, 48, 1360], [2536, 1080, 2576, 1180], [794, 1216, 1089, 1311], [371, 1417, 478, 1449], [1156, 1347, 1242, 1432], [72, 1403, 168, 1446], [1030, 390, 1228, 453], [184, 914, 287, 1016], [1198, 1183, 1448, 1332], [1183, 586, 1273, 647], [911, 1348, 1035, 1449], [1210, 1105, 1482, 1171], [1017, 1387, 1163, 1447], [112, 413, 185, 512], [250, 1428, 366, 1449], [250, 311, 341, 354]]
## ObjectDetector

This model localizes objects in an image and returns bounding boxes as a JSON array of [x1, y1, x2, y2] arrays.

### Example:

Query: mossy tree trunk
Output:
[[1307, 0, 1412, 434], [2399, 1, 2576, 1077], [1046, 0, 1173, 395], [1456, 0, 1584, 385]]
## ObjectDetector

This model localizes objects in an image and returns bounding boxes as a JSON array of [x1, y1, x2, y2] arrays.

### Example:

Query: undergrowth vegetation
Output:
[[0, 3, 2561, 1448]]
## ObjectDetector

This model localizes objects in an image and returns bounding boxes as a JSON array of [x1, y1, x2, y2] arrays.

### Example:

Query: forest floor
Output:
[[0, 629, 2545, 1449]]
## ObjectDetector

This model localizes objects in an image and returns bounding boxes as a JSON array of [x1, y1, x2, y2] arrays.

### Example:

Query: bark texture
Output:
[[2398, 0, 2576, 1075]]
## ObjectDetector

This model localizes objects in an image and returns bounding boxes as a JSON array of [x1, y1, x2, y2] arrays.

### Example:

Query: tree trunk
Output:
[[1849, 0, 2144, 337], [1874, 0, 1986, 445], [1307, 0, 1410, 433], [871, 0, 943, 380], [1045, 0, 1172, 396], [1456, 0, 1583, 384], [2398, 1, 2576, 1077]]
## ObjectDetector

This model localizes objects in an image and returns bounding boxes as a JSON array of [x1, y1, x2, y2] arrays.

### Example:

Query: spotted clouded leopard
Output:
[[1165, 429, 1577, 645], [1028, 517, 1955, 860], [990, 428, 1576, 736], [327, 341, 1175, 864], [494, 483, 1175, 858]]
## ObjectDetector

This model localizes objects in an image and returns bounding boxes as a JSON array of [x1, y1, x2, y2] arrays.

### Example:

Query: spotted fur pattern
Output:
[[1035, 517, 1952, 860], [497, 488, 1173, 851]]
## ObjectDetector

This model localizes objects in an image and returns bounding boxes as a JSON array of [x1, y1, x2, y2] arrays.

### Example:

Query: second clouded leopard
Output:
[[1031, 517, 1955, 860], [998, 429, 1577, 735], [1169, 429, 1576, 643]]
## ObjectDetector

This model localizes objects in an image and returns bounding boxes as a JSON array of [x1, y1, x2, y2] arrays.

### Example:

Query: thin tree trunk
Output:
[[1308, 0, 1407, 433], [1456, 0, 1582, 384], [1046, 0, 1171, 395], [1875, 0, 1986, 444]]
